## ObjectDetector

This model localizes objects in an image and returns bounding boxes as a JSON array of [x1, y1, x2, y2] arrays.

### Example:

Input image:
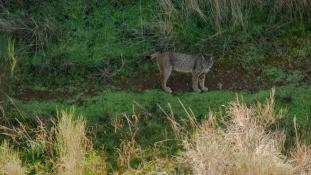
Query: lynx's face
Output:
[[203, 54, 214, 69]]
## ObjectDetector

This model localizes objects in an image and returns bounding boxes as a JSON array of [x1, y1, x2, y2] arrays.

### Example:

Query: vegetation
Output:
[[0, 0, 310, 86], [0, 0, 311, 174], [1, 90, 311, 174]]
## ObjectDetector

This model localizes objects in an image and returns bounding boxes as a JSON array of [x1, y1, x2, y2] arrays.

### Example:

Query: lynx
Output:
[[146, 52, 213, 93]]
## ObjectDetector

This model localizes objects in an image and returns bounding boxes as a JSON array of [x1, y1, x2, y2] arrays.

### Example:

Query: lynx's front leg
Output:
[[199, 74, 208, 92], [161, 65, 172, 93], [192, 73, 201, 93]]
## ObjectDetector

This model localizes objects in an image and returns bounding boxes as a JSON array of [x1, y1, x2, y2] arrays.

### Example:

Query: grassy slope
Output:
[[1, 1, 311, 173], [1, 0, 310, 165], [2, 1, 311, 171], [2, 0, 309, 86]]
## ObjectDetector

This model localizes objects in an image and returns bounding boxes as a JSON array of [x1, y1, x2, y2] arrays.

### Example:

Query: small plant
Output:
[[263, 66, 304, 84], [286, 70, 304, 84]]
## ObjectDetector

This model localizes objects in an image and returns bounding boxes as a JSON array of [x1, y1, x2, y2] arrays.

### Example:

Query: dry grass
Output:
[[185, 0, 207, 20], [271, 0, 311, 20], [291, 145, 311, 174], [55, 109, 89, 175], [0, 11, 29, 33], [157, 0, 311, 31], [0, 109, 107, 175], [178, 89, 294, 175], [54, 109, 107, 175], [46, 109, 107, 174], [156, 0, 176, 49], [111, 111, 178, 175], [202, 0, 245, 30], [0, 10, 60, 51], [114, 137, 177, 175], [116, 139, 144, 172], [290, 117, 311, 175], [0, 141, 27, 175], [158, 0, 177, 18]]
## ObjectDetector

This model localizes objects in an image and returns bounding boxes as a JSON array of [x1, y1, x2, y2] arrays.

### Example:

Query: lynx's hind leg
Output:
[[158, 58, 173, 93], [199, 74, 208, 92]]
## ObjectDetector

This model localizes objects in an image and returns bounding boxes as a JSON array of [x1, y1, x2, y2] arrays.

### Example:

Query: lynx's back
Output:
[[169, 52, 197, 73]]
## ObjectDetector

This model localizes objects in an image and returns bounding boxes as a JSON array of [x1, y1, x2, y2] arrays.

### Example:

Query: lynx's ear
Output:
[[201, 55, 206, 63], [203, 54, 213, 61]]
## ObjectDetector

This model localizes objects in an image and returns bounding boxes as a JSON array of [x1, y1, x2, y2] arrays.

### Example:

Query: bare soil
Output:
[[14, 88, 74, 101], [13, 64, 268, 101], [113, 64, 262, 92]]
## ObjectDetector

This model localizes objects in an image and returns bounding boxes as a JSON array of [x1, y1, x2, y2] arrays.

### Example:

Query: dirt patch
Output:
[[13, 85, 100, 101], [13, 64, 265, 101], [113, 64, 262, 92], [14, 88, 74, 101]]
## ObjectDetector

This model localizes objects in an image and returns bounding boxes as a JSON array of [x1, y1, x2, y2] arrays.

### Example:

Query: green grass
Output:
[[16, 0, 156, 64], [3, 0, 310, 85], [16, 86, 311, 124]]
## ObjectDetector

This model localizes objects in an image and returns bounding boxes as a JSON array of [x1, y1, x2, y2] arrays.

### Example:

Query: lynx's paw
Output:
[[164, 87, 172, 93], [202, 87, 209, 92], [193, 89, 201, 93]]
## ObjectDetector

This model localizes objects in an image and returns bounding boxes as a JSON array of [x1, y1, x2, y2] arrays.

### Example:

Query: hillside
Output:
[[1, 0, 310, 90], [1, 0, 311, 174]]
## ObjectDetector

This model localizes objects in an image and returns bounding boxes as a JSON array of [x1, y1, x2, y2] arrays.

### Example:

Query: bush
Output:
[[178, 89, 311, 174]]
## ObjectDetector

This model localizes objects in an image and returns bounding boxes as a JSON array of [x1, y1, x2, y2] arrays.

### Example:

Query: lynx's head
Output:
[[202, 54, 214, 69]]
